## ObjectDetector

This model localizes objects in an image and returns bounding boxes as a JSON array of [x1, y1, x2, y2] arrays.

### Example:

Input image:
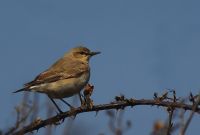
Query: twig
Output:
[[12, 98, 200, 135], [5, 105, 33, 135], [179, 93, 200, 135], [166, 90, 176, 135], [167, 108, 174, 135]]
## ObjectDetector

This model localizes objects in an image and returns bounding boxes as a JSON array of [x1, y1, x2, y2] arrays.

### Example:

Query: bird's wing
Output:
[[25, 58, 89, 87]]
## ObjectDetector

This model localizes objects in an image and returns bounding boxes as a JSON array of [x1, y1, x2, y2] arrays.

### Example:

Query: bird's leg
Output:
[[48, 97, 63, 114], [60, 98, 74, 109], [79, 92, 85, 107]]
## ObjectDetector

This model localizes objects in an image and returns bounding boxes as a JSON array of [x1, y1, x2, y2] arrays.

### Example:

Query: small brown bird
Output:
[[13, 46, 100, 113]]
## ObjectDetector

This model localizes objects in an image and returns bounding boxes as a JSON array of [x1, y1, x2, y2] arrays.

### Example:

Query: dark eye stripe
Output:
[[80, 52, 85, 55], [80, 51, 91, 55]]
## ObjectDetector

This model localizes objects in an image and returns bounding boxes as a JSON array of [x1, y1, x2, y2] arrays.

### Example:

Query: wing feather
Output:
[[25, 57, 89, 87]]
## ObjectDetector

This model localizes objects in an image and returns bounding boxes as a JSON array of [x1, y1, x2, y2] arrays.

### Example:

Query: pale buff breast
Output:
[[30, 71, 90, 99]]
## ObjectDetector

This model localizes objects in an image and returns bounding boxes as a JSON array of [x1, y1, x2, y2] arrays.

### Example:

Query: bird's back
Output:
[[25, 56, 90, 88]]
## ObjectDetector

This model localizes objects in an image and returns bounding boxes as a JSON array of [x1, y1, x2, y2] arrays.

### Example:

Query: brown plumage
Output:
[[13, 46, 100, 113]]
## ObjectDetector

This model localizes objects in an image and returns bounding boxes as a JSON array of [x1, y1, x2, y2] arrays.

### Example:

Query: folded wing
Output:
[[25, 57, 89, 87]]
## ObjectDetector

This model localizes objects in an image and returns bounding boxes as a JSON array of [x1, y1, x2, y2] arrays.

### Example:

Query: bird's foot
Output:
[[69, 106, 76, 111], [57, 110, 64, 115]]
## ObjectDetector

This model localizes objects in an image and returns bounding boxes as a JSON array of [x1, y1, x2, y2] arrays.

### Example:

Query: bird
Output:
[[13, 46, 100, 113]]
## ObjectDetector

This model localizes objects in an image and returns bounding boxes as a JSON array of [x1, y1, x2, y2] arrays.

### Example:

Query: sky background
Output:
[[0, 0, 200, 135]]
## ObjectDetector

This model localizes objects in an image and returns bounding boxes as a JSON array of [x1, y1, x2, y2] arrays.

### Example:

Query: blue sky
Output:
[[0, 1, 200, 134]]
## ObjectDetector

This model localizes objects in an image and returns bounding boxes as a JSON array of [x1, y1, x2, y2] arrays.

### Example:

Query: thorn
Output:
[[189, 92, 195, 104], [154, 92, 158, 99], [115, 94, 125, 101], [161, 92, 168, 99], [95, 111, 99, 116], [115, 96, 121, 101]]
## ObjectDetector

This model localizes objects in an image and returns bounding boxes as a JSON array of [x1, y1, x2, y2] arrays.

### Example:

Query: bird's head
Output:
[[66, 46, 100, 62]]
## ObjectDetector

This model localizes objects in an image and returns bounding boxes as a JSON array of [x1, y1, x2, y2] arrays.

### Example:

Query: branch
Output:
[[5, 93, 33, 135], [166, 90, 176, 135], [179, 93, 200, 135], [12, 98, 200, 135]]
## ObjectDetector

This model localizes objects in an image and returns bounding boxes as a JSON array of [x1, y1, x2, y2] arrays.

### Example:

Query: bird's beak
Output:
[[89, 51, 101, 56]]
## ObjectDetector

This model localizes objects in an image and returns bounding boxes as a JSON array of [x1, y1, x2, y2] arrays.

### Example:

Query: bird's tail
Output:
[[13, 88, 28, 93]]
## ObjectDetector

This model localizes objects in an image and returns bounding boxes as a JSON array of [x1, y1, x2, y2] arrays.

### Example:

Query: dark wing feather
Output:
[[25, 57, 88, 87]]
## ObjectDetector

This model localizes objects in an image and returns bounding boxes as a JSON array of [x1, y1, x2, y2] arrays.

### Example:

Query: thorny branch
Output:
[[179, 93, 200, 135], [5, 93, 33, 135], [5, 106, 32, 135], [166, 90, 176, 135], [12, 93, 200, 135]]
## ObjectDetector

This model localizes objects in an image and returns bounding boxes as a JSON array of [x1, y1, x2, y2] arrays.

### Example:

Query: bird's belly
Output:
[[32, 72, 90, 99]]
